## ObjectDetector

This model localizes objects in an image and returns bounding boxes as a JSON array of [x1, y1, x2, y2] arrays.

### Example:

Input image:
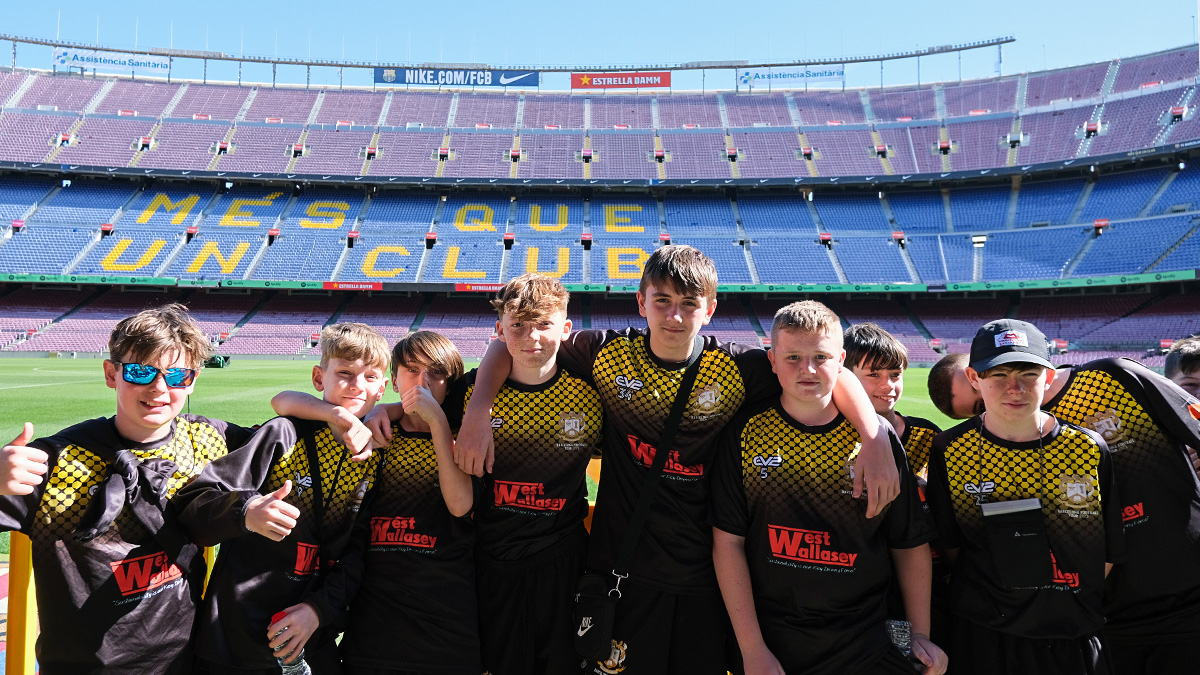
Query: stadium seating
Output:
[[522, 95, 585, 130]]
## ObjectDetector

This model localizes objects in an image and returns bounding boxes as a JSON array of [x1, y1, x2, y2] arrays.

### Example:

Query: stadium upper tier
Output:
[[0, 45, 1197, 180]]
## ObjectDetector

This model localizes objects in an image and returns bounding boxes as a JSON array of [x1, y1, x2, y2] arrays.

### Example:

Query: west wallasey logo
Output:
[[110, 552, 183, 597], [627, 435, 703, 476], [768, 525, 859, 568], [294, 543, 320, 576], [370, 516, 437, 548], [493, 480, 566, 511]]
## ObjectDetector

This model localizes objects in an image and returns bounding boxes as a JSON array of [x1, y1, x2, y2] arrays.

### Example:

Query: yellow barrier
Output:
[[8, 532, 37, 674]]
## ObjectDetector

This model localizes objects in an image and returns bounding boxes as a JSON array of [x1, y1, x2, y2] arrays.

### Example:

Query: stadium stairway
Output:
[[1004, 177, 1020, 229], [1145, 217, 1200, 271], [898, 299, 934, 341], [1005, 118, 1022, 167], [933, 84, 947, 120], [207, 127, 237, 171], [44, 119, 86, 163], [361, 130, 381, 176], [1067, 180, 1096, 224], [160, 83, 189, 118], [234, 89, 257, 123], [3, 73, 34, 109], [1140, 171, 1179, 216], [376, 91, 394, 127], [83, 80, 116, 115], [22, 286, 109, 343], [940, 189, 955, 231], [1015, 74, 1029, 111], [859, 91, 876, 124], [407, 294, 433, 333], [127, 122, 163, 168], [1062, 231, 1099, 277]]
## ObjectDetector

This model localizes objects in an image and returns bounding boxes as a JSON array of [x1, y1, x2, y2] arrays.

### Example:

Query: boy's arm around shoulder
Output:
[[170, 416, 299, 546]]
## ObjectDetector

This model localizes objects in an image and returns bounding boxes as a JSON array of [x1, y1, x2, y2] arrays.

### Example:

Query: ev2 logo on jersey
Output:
[[752, 453, 783, 478], [615, 375, 643, 401], [964, 480, 996, 505]]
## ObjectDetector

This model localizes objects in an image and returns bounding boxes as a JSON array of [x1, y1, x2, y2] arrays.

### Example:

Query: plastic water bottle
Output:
[[270, 611, 312, 675]]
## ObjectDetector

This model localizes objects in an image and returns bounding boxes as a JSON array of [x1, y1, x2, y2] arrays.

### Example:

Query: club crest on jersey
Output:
[[693, 383, 722, 412], [490, 417, 504, 429], [559, 411, 586, 440], [964, 480, 996, 505], [752, 452, 783, 479], [109, 552, 183, 597], [598, 640, 628, 674], [1082, 408, 1127, 445], [615, 375, 643, 401], [1058, 474, 1095, 509], [350, 479, 370, 512]]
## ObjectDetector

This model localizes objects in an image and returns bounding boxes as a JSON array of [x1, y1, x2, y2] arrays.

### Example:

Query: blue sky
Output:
[[1, 0, 1197, 90]]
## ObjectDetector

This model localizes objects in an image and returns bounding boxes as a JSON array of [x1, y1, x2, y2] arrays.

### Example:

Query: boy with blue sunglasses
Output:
[[0, 303, 256, 675]]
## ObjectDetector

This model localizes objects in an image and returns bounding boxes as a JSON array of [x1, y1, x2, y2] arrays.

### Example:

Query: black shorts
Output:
[[578, 575, 730, 675], [476, 526, 589, 675], [948, 620, 1111, 675], [1105, 635, 1197, 675], [728, 641, 918, 675]]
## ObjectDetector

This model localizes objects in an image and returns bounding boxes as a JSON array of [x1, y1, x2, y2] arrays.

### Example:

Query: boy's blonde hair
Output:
[[319, 322, 390, 371], [771, 301, 843, 344], [491, 273, 570, 321], [391, 330, 465, 381], [639, 245, 718, 300], [109, 303, 211, 369], [1165, 336, 1200, 379]]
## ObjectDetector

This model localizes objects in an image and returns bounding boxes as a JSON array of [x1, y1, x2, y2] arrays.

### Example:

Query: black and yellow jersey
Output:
[[1040, 357, 1200, 639], [321, 426, 481, 674], [0, 414, 251, 675], [926, 417, 1125, 639], [710, 404, 933, 675], [447, 367, 602, 561], [557, 327, 777, 593], [898, 413, 940, 479], [173, 416, 379, 670]]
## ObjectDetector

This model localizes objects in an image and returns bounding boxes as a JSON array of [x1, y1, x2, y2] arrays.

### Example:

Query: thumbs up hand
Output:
[[0, 423, 48, 496], [245, 480, 301, 541]]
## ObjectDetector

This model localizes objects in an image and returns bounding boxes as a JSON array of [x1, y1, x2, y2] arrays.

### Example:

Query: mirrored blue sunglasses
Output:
[[112, 361, 197, 388]]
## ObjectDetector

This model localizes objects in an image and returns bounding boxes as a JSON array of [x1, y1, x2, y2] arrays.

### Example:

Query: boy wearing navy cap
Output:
[[925, 320, 1126, 675]]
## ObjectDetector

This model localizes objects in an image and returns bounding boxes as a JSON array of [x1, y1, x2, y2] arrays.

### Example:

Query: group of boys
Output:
[[2, 243, 1199, 675]]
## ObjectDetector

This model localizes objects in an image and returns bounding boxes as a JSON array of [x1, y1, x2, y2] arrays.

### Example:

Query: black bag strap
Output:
[[298, 419, 327, 549], [611, 335, 706, 586]]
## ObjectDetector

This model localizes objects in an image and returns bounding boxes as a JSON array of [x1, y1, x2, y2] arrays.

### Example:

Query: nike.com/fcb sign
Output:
[[373, 68, 540, 87]]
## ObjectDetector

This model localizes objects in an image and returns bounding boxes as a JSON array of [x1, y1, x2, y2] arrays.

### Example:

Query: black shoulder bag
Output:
[[573, 336, 705, 661]]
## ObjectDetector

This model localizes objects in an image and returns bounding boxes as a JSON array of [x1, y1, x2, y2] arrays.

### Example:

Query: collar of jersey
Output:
[[974, 414, 1062, 450], [108, 415, 179, 453], [638, 331, 705, 371], [503, 363, 564, 393], [772, 401, 847, 435]]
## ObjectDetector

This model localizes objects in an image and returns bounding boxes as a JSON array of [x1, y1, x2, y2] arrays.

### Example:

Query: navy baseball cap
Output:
[[969, 319, 1053, 372]]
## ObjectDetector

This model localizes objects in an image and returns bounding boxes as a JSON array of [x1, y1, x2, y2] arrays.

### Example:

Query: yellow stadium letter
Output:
[[442, 247, 487, 278], [361, 245, 410, 278], [186, 241, 251, 274], [526, 246, 571, 278], [300, 201, 351, 229], [452, 204, 496, 232], [608, 247, 650, 279], [604, 205, 644, 233], [219, 192, 285, 227], [100, 239, 166, 272], [136, 194, 200, 225], [529, 205, 570, 232]]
